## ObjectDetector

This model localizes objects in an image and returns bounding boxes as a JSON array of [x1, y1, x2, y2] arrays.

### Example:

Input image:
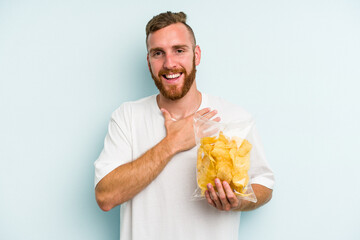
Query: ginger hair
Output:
[[145, 11, 196, 49]]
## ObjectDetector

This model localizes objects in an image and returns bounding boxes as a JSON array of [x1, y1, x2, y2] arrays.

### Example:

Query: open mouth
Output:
[[162, 73, 182, 82]]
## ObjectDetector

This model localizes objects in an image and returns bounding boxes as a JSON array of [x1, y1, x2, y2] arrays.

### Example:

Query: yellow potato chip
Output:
[[218, 133, 229, 144], [201, 136, 217, 145], [196, 131, 252, 196], [203, 143, 214, 155], [237, 139, 252, 157], [233, 153, 250, 171], [197, 151, 216, 194]]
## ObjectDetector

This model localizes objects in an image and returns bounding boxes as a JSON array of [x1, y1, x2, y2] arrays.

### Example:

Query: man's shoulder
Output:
[[111, 94, 157, 119], [204, 93, 253, 122]]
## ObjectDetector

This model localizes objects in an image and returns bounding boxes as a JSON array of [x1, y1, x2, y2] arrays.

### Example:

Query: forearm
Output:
[[235, 184, 273, 211], [95, 137, 176, 211]]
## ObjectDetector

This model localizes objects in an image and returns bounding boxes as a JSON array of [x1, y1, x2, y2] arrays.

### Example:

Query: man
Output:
[[94, 11, 274, 240]]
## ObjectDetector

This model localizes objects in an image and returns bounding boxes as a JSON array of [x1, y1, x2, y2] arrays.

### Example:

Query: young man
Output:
[[94, 11, 274, 240]]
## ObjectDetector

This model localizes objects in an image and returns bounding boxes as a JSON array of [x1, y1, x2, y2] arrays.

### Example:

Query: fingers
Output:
[[222, 181, 239, 209], [163, 107, 219, 122], [163, 107, 220, 122], [212, 116, 221, 122], [206, 179, 239, 211], [207, 183, 222, 209], [160, 108, 173, 121], [205, 190, 216, 208], [202, 109, 218, 120], [196, 108, 211, 116], [196, 108, 220, 121], [215, 178, 231, 211], [195, 108, 221, 139]]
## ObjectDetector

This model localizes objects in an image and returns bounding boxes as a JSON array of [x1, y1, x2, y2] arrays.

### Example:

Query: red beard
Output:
[[150, 57, 196, 101]]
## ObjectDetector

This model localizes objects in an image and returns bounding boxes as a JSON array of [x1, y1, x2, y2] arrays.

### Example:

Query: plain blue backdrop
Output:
[[1, 0, 359, 239]]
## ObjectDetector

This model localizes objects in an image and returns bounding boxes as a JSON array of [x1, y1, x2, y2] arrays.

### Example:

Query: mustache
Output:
[[158, 67, 186, 77]]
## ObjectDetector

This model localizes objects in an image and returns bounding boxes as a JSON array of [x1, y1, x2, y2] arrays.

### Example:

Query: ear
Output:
[[194, 45, 201, 66]]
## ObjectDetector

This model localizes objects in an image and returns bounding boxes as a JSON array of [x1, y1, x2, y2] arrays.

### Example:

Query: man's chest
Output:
[[130, 114, 166, 159]]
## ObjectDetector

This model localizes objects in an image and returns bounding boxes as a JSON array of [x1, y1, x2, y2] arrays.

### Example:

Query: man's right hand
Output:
[[161, 108, 220, 154]]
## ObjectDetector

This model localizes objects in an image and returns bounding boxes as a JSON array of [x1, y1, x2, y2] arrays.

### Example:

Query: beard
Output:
[[150, 57, 196, 101]]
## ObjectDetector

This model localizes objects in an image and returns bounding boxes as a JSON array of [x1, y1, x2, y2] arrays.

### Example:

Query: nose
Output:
[[163, 53, 177, 69]]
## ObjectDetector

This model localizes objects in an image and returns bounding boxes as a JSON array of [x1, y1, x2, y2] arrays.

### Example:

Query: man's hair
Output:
[[145, 11, 196, 48]]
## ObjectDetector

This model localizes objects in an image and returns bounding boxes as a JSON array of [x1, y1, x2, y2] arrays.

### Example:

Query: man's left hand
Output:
[[205, 178, 240, 211]]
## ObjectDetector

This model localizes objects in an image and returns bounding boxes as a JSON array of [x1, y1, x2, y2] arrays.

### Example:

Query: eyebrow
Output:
[[172, 44, 190, 50], [149, 47, 163, 54], [149, 45, 191, 54]]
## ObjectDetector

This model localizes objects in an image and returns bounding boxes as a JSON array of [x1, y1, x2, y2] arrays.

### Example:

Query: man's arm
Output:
[[95, 137, 176, 211], [235, 184, 273, 211], [95, 108, 218, 211], [205, 178, 273, 211]]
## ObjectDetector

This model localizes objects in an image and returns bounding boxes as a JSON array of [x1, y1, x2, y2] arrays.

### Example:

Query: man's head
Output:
[[146, 12, 201, 101], [146, 11, 196, 50]]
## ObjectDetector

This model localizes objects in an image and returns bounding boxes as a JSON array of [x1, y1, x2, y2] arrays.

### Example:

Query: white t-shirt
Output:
[[94, 93, 275, 240]]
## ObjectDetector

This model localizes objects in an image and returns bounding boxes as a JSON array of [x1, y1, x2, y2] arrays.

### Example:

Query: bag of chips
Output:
[[192, 113, 257, 203]]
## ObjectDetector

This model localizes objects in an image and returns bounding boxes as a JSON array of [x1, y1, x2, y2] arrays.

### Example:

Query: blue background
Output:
[[1, 0, 359, 239]]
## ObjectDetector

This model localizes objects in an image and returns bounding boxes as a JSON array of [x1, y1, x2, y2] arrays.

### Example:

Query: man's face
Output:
[[147, 23, 201, 100]]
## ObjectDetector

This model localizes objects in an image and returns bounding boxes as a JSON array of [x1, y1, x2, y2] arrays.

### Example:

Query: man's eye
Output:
[[177, 49, 184, 53], [153, 51, 163, 57]]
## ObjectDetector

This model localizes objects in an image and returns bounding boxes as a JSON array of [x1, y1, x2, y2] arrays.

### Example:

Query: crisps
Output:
[[197, 131, 252, 196]]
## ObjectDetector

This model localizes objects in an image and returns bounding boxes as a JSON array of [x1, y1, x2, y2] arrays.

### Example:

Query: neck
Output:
[[156, 82, 202, 120]]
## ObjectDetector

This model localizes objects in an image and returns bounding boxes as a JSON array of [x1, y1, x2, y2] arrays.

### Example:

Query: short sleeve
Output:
[[248, 124, 275, 189], [94, 104, 133, 187]]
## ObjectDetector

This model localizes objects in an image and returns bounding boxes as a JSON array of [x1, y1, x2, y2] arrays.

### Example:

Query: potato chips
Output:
[[197, 131, 252, 196]]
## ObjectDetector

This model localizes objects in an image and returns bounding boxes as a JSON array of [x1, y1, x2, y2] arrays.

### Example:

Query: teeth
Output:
[[165, 73, 181, 79]]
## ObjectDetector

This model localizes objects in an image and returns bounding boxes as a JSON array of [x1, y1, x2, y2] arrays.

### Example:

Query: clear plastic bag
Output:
[[192, 112, 257, 203]]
